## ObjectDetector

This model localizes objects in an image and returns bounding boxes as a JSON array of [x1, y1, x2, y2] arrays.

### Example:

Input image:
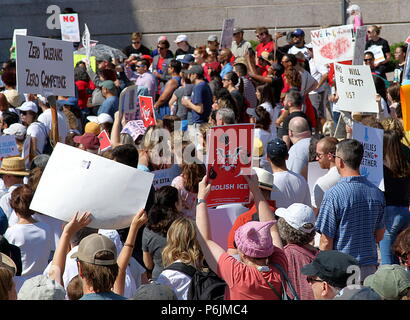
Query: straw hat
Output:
[[0, 157, 30, 176]]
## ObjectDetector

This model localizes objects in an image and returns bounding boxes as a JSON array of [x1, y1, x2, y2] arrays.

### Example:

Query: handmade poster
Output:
[[30, 143, 154, 229], [118, 85, 140, 122], [310, 24, 354, 65], [219, 18, 235, 50], [352, 121, 384, 191], [400, 84, 410, 131], [366, 45, 385, 65], [82, 24, 91, 63], [73, 54, 96, 72], [121, 120, 146, 141], [98, 130, 111, 152], [206, 124, 254, 207], [152, 165, 181, 190], [16, 35, 75, 96], [59, 13, 80, 42], [352, 26, 367, 65], [0, 136, 19, 158], [139, 96, 156, 127], [10, 29, 27, 60], [334, 63, 378, 113]]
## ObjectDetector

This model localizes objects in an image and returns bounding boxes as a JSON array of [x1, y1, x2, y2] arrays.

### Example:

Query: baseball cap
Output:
[[73, 133, 100, 150], [57, 97, 78, 108], [233, 27, 243, 34], [291, 28, 305, 37], [275, 203, 316, 233], [131, 282, 178, 300], [87, 113, 114, 124], [157, 35, 167, 42], [71, 233, 117, 266], [207, 35, 218, 42], [139, 54, 153, 67], [252, 167, 274, 191], [84, 122, 101, 135], [334, 285, 381, 300], [246, 108, 261, 121], [0, 252, 17, 276], [101, 80, 115, 91], [301, 250, 359, 289], [17, 101, 38, 113], [3, 123, 27, 140], [267, 138, 288, 160], [175, 34, 188, 43], [18, 275, 66, 300], [186, 64, 204, 76], [177, 54, 195, 65], [364, 264, 410, 300]]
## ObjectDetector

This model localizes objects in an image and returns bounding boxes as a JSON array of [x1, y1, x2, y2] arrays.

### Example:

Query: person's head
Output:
[[27, 167, 44, 191], [216, 107, 236, 126], [290, 29, 305, 47], [267, 138, 288, 168], [394, 45, 407, 63], [392, 227, 410, 268], [17, 101, 38, 126], [174, 35, 189, 49], [134, 58, 149, 75], [181, 160, 206, 194], [193, 46, 208, 64], [301, 250, 359, 300], [0, 157, 29, 187], [0, 253, 17, 300], [383, 130, 410, 179], [218, 48, 233, 64], [367, 25, 382, 41], [10, 185, 34, 219], [222, 71, 239, 89], [233, 27, 244, 43], [347, 4, 361, 16], [1, 112, 20, 130], [67, 275, 83, 300], [364, 265, 410, 300], [233, 62, 247, 78], [112, 144, 139, 168], [101, 80, 116, 98], [73, 133, 100, 153], [186, 64, 204, 82], [281, 52, 297, 69], [316, 136, 339, 169], [162, 217, 204, 270], [157, 39, 170, 57], [207, 35, 219, 51], [373, 75, 387, 102], [1, 71, 16, 88], [74, 66, 89, 82], [131, 32, 142, 49], [0, 93, 10, 112], [364, 51, 375, 67], [168, 59, 182, 76], [284, 89, 303, 110], [387, 83, 401, 105], [18, 275, 66, 300], [276, 203, 316, 246], [247, 106, 272, 132], [335, 139, 363, 174], [288, 116, 311, 143], [255, 27, 271, 43], [71, 233, 119, 293]]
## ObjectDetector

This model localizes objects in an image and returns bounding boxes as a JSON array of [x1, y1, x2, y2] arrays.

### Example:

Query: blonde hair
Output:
[[162, 217, 204, 270], [0, 267, 14, 300]]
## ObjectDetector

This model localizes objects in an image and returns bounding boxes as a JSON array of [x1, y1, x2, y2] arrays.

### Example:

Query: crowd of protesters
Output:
[[0, 3, 409, 301]]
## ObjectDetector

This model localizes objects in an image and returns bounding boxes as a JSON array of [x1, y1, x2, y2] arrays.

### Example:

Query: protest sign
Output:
[[206, 124, 254, 207], [311, 25, 354, 65], [366, 44, 385, 65], [152, 165, 181, 190], [98, 130, 111, 152], [10, 29, 27, 60], [139, 96, 156, 127], [59, 13, 80, 42], [82, 24, 91, 65], [0, 136, 19, 158], [121, 120, 146, 141], [334, 63, 378, 113], [73, 54, 96, 72], [400, 84, 410, 131], [402, 44, 410, 85], [352, 26, 367, 65], [16, 35, 75, 96], [219, 18, 235, 50], [119, 85, 140, 122], [30, 143, 154, 229], [352, 121, 384, 191]]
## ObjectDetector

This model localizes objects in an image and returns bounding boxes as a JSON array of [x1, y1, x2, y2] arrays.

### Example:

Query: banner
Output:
[[0, 136, 19, 158], [400, 84, 410, 131], [59, 13, 80, 42], [152, 165, 181, 190], [352, 121, 384, 191], [219, 18, 235, 50], [98, 130, 111, 152], [30, 143, 154, 229], [206, 124, 254, 207], [74, 54, 96, 72], [334, 63, 378, 113], [352, 26, 367, 65], [139, 96, 156, 127], [10, 29, 27, 60], [119, 85, 140, 122], [16, 35, 75, 96], [311, 24, 354, 65]]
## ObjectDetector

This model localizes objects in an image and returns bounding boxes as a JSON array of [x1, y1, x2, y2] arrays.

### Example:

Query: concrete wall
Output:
[[1, 0, 409, 62]]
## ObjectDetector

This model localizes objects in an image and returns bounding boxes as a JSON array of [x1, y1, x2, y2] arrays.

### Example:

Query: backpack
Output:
[[165, 262, 227, 300]]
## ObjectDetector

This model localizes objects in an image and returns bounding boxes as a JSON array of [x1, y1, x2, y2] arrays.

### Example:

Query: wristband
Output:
[[124, 243, 134, 248], [197, 198, 206, 206]]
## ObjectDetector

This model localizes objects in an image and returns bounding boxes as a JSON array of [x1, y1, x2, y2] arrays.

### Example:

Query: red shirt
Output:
[[204, 61, 222, 82], [256, 40, 275, 69], [75, 80, 95, 109]]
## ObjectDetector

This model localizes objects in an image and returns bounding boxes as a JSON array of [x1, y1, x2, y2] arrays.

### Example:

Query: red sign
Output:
[[206, 124, 254, 207], [98, 130, 111, 152], [139, 96, 156, 127], [406, 36, 410, 44]]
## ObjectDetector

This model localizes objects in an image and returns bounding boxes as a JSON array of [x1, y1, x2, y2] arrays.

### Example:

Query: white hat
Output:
[[17, 101, 38, 113], [3, 123, 27, 139], [36, 94, 48, 105], [347, 4, 361, 13], [87, 113, 114, 124], [252, 167, 273, 191], [18, 275, 66, 300], [207, 35, 218, 42], [275, 203, 316, 233], [157, 35, 168, 42], [175, 34, 188, 43]]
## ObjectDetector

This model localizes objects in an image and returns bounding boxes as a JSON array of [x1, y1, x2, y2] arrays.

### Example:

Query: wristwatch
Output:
[[197, 198, 206, 206]]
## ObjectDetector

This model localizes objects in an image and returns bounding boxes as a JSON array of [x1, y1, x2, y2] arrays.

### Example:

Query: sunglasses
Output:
[[157, 46, 166, 50], [256, 33, 266, 38], [307, 277, 325, 285], [364, 58, 373, 62], [132, 41, 141, 44]]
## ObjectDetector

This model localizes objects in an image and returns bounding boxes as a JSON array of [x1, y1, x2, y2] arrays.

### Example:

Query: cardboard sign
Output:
[[73, 54, 96, 72], [139, 96, 156, 127], [352, 26, 367, 65], [152, 165, 181, 190], [30, 143, 154, 230], [352, 121, 384, 191], [16, 35, 75, 96], [400, 84, 410, 131], [206, 124, 254, 207], [219, 18, 235, 50], [82, 24, 91, 63], [334, 63, 378, 113], [311, 25, 354, 65], [10, 29, 27, 60], [59, 13, 80, 42], [21, 135, 31, 169], [0, 136, 19, 158], [98, 130, 111, 152], [119, 85, 140, 122], [121, 120, 146, 141], [366, 45, 385, 65]]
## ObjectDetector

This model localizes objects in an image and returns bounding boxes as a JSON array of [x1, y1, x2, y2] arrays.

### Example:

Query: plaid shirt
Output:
[[316, 176, 385, 266]]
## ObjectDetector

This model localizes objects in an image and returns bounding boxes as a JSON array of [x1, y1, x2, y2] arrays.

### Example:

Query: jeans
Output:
[[379, 206, 410, 265]]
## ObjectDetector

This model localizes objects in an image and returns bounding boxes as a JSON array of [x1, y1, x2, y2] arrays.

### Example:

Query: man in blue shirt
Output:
[[98, 80, 119, 119], [218, 48, 234, 79], [316, 139, 385, 282]]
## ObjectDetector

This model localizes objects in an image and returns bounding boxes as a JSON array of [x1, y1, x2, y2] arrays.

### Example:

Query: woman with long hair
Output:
[[256, 84, 281, 139], [379, 128, 410, 264], [156, 217, 204, 300], [222, 71, 245, 121]]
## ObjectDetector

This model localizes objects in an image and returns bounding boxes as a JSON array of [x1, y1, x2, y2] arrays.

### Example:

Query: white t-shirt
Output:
[[270, 170, 311, 208], [5, 221, 53, 277], [288, 46, 310, 60], [32, 213, 63, 251], [0, 184, 22, 225], [286, 137, 311, 176], [26, 122, 47, 155], [311, 166, 341, 209], [259, 102, 280, 140], [37, 109, 69, 143], [308, 59, 329, 93], [156, 260, 192, 300]]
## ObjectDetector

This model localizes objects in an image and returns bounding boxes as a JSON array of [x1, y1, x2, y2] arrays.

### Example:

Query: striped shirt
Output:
[[315, 176, 385, 266]]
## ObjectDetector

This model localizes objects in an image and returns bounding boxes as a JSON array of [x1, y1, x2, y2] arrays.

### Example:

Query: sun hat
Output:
[[18, 275, 66, 300], [0, 252, 17, 276], [71, 233, 117, 266], [275, 203, 316, 233], [0, 157, 30, 176], [3, 90, 22, 108]]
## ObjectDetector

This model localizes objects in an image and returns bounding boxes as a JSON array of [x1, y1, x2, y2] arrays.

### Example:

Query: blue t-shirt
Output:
[[80, 292, 127, 300], [98, 96, 119, 119], [220, 63, 233, 79], [191, 81, 212, 124]]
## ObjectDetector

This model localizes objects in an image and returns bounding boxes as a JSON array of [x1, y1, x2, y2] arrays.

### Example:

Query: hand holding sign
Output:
[[63, 211, 93, 235]]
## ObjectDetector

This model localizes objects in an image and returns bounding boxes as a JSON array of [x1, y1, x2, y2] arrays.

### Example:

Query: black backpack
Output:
[[165, 262, 226, 300]]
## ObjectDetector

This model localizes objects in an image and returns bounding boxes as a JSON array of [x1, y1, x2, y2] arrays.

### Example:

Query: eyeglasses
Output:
[[132, 41, 140, 44], [364, 58, 373, 62], [256, 33, 266, 38], [307, 277, 325, 285], [315, 152, 326, 159]]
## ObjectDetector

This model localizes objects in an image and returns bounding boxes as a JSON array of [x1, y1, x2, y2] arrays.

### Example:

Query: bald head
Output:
[[0, 93, 10, 111], [219, 48, 233, 64], [289, 116, 310, 133]]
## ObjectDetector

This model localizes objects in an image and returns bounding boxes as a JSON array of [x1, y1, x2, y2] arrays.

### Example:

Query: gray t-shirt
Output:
[[142, 227, 167, 280], [174, 84, 194, 120]]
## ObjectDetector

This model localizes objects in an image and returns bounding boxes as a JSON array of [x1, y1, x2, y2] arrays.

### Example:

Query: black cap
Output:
[[267, 138, 288, 160], [301, 251, 359, 289]]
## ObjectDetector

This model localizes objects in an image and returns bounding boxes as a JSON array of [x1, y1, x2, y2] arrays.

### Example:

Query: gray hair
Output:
[[217, 107, 236, 125], [285, 89, 303, 108], [336, 139, 364, 170], [277, 217, 316, 246]]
